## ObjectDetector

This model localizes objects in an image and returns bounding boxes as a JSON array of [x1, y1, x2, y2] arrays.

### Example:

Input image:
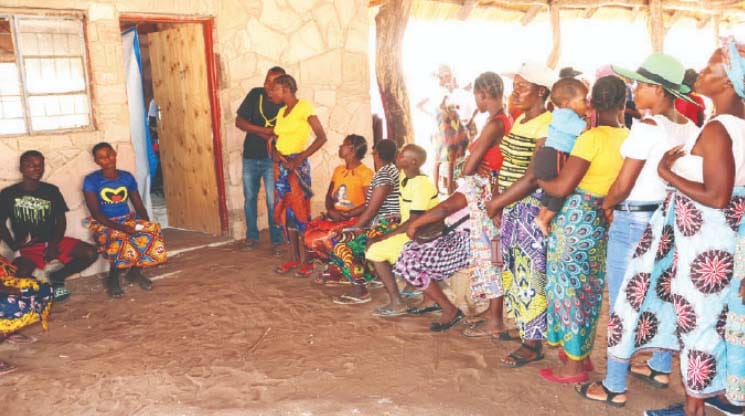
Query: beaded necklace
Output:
[[259, 94, 277, 127]]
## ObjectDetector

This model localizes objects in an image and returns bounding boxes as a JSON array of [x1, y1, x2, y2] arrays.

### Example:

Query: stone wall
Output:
[[0, 0, 372, 274]]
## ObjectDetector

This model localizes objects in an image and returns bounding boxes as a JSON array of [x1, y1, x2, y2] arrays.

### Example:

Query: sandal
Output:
[[6, 334, 37, 345], [558, 349, 594, 372], [407, 303, 441, 315], [496, 328, 521, 341], [499, 342, 544, 368], [0, 360, 16, 375], [52, 286, 71, 302], [430, 310, 465, 332], [539, 367, 589, 384], [630, 363, 670, 389], [294, 263, 315, 278], [462, 323, 502, 338], [463, 316, 486, 327], [332, 294, 372, 305], [372, 305, 408, 317], [274, 261, 300, 274], [400, 290, 422, 299], [576, 382, 627, 408]]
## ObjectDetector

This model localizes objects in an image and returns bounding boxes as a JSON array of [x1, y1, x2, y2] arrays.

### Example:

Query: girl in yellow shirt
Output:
[[265, 74, 328, 273]]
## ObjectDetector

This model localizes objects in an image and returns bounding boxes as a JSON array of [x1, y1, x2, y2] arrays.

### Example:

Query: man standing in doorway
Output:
[[235, 66, 285, 254]]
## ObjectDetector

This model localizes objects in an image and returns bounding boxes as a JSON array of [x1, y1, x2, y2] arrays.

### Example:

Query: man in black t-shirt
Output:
[[0, 151, 97, 302], [235, 66, 286, 254]]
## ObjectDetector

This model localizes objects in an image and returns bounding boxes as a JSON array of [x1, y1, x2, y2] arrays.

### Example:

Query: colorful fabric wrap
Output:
[[274, 154, 312, 234], [608, 187, 745, 399], [500, 191, 548, 342], [328, 214, 400, 284], [0, 255, 53, 335], [83, 214, 167, 269], [546, 189, 609, 360]]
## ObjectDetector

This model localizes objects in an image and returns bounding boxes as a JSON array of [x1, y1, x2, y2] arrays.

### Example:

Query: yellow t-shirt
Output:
[[570, 126, 628, 196], [399, 174, 439, 222], [498, 111, 552, 192], [330, 164, 374, 211], [275, 99, 315, 155]]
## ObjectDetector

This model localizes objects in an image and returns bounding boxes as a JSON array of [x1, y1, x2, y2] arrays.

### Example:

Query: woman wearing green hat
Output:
[[576, 53, 701, 407], [603, 43, 745, 416]]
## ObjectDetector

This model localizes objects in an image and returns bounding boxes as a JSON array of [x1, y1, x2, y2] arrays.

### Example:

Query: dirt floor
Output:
[[1, 237, 697, 416]]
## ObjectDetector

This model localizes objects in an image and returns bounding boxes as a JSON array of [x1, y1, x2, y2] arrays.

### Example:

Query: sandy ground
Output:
[[1, 236, 695, 416]]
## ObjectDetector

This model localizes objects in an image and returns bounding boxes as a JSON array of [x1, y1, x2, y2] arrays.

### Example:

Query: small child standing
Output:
[[533, 78, 589, 236]]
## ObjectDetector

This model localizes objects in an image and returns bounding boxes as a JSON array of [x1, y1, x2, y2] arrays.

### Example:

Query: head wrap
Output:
[[724, 39, 745, 99]]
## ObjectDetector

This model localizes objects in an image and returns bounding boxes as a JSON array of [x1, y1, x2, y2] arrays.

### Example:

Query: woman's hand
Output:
[[286, 156, 304, 172], [326, 209, 344, 222], [406, 220, 421, 240], [657, 145, 685, 179], [486, 198, 502, 219], [604, 208, 614, 224]]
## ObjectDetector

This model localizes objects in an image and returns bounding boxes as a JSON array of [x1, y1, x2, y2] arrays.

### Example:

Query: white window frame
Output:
[[0, 13, 93, 136]]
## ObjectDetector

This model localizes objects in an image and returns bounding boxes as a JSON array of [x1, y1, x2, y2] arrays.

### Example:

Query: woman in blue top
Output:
[[83, 142, 166, 298]]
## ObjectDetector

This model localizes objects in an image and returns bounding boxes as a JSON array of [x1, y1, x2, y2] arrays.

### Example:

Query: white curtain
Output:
[[121, 29, 153, 218]]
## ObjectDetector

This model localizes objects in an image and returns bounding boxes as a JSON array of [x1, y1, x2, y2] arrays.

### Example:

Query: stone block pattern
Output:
[[0, 0, 373, 274]]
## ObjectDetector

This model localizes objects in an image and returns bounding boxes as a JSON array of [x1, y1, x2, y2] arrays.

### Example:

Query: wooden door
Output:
[[148, 24, 221, 235]]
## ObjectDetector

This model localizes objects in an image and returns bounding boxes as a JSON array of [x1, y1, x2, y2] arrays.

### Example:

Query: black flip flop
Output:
[[630, 363, 670, 389], [430, 310, 464, 332], [499, 343, 544, 368], [576, 382, 626, 408], [407, 303, 441, 315]]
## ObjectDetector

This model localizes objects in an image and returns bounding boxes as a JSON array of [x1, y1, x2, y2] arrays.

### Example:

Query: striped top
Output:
[[366, 163, 401, 223], [498, 111, 552, 192]]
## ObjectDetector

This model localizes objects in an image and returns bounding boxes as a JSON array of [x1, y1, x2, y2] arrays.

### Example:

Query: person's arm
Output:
[[658, 122, 735, 209], [287, 115, 327, 171], [0, 195, 17, 250], [350, 184, 392, 228], [84, 191, 136, 235], [235, 116, 274, 139], [462, 117, 505, 177], [536, 156, 591, 199], [406, 193, 467, 239], [602, 158, 645, 210], [129, 190, 150, 222], [324, 181, 344, 221], [235, 90, 274, 139], [486, 137, 546, 218], [341, 185, 370, 218]]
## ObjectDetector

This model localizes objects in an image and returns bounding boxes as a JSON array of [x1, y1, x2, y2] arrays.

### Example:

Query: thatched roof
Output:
[[370, 0, 745, 26]]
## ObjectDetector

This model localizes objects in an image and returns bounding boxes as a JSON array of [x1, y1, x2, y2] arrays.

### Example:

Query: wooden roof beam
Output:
[[456, 0, 478, 20], [521, 5, 543, 26], [696, 15, 712, 29], [547, 0, 561, 69], [582, 7, 598, 19], [648, 0, 666, 52]]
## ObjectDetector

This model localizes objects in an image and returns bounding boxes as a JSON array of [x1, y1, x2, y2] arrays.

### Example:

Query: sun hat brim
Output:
[[611, 65, 696, 104]]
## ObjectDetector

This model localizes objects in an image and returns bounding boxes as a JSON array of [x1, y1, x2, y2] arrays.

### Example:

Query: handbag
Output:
[[413, 215, 470, 244]]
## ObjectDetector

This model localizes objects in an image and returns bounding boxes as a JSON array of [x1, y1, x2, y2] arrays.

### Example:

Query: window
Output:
[[0, 15, 91, 135]]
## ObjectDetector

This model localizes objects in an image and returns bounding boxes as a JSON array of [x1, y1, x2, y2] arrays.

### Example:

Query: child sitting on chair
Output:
[[533, 78, 589, 236], [82, 142, 166, 298]]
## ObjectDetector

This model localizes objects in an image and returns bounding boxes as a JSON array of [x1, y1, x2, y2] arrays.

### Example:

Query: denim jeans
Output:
[[242, 157, 283, 244], [603, 202, 672, 393]]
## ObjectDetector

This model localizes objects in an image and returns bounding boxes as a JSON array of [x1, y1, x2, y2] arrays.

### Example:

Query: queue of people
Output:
[[239, 41, 745, 416], [1, 38, 744, 416]]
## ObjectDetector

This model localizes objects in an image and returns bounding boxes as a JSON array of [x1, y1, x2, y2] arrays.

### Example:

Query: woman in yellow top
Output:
[[536, 75, 628, 384], [266, 74, 328, 273]]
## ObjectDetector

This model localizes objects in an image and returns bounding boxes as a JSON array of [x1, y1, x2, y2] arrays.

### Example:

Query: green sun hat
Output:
[[611, 53, 696, 103]]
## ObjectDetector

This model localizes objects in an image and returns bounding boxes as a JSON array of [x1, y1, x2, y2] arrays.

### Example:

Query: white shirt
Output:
[[621, 115, 699, 202], [434, 86, 475, 123], [672, 115, 745, 186]]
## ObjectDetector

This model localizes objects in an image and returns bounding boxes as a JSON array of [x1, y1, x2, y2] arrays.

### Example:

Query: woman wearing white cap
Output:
[[481, 61, 554, 368]]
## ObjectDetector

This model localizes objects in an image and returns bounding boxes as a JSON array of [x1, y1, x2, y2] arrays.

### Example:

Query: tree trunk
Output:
[[375, 0, 413, 146]]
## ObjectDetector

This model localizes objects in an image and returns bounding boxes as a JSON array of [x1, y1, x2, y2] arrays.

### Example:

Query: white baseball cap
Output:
[[507, 61, 557, 89]]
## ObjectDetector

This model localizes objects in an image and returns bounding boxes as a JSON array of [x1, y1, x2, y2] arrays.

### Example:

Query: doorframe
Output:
[[119, 13, 229, 235]]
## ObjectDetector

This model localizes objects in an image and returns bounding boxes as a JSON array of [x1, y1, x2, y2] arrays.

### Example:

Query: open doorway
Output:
[[119, 16, 227, 240]]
